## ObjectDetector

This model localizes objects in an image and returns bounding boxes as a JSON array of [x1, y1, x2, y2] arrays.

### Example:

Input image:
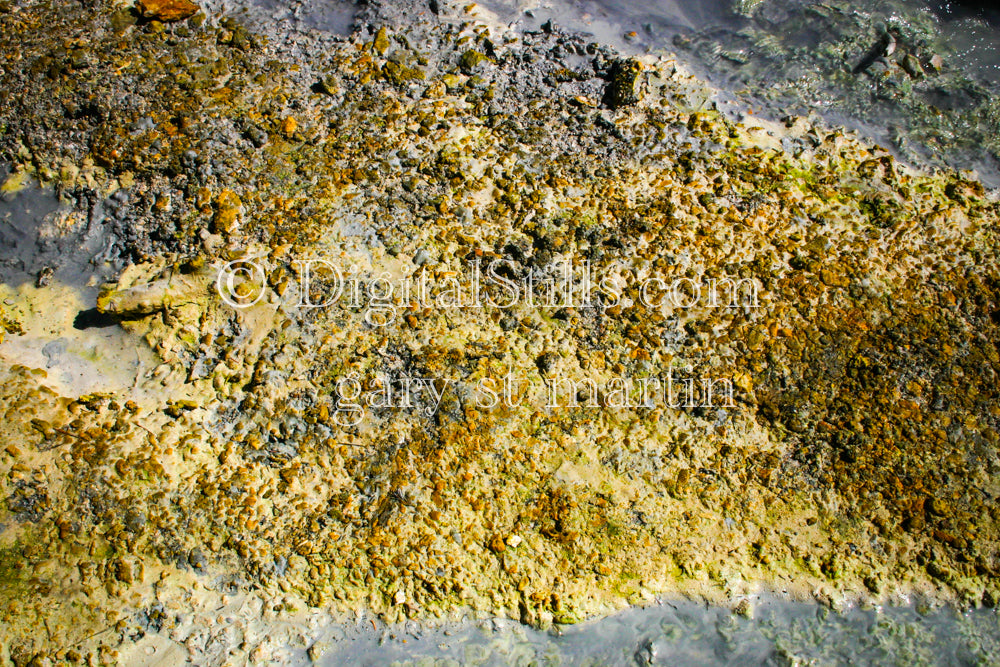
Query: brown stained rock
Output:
[[488, 534, 506, 554], [136, 0, 198, 22], [212, 189, 242, 234]]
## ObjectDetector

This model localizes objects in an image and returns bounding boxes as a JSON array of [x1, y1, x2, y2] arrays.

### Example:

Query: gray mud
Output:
[[0, 172, 122, 294], [201, 0, 360, 35], [0, 176, 155, 396], [270, 597, 1000, 666]]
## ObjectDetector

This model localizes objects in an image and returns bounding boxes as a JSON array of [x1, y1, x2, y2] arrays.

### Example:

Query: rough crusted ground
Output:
[[0, 0, 999, 664]]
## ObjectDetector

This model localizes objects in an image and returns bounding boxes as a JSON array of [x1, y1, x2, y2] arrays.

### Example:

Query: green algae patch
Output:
[[0, 542, 27, 595]]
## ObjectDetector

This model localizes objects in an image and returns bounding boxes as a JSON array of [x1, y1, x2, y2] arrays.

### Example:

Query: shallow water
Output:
[[482, 0, 1000, 80], [292, 597, 1000, 666], [932, 2, 1000, 82]]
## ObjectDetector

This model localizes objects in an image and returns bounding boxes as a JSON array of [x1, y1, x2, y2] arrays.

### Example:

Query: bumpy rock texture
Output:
[[0, 0, 998, 663]]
